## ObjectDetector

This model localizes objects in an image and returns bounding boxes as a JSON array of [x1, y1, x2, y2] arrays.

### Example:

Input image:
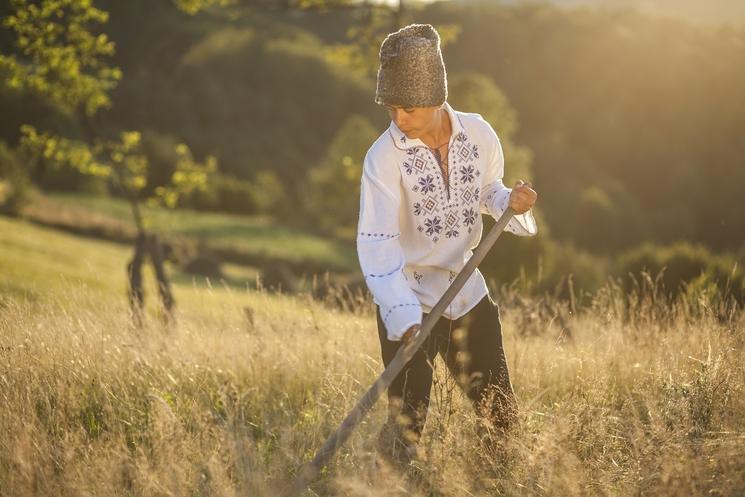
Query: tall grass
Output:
[[1, 218, 744, 496]]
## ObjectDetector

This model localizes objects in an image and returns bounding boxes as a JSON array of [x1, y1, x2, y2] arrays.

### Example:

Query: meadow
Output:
[[23, 192, 359, 274], [1, 215, 744, 496]]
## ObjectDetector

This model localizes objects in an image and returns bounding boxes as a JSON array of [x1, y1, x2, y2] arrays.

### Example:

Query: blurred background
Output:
[[2, 0, 744, 304]]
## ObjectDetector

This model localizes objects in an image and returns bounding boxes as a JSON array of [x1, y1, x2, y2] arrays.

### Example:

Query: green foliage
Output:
[[567, 185, 622, 254], [617, 242, 744, 301], [150, 143, 216, 209], [3, 0, 745, 273], [250, 170, 288, 218], [425, 1, 745, 251], [172, 0, 235, 16], [0, 0, 122, 116], [171, 0, 359, 16], [303, 115, 378, 233], [539, 239, 608, 296], [18, 125, 216, 211], [159, 24, 374, 186], [19, 124, 108, 177], [324, 5, 461, 79]]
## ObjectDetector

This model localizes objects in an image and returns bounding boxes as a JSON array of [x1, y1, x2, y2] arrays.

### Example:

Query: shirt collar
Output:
[[387, 101, 467, 151]]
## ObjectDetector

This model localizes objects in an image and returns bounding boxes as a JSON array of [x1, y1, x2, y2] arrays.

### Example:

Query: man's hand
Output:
[[509, 180, 537, 215], [401, 324, 421, 344]]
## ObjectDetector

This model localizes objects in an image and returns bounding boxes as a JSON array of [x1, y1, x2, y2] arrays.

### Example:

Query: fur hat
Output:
[[375, 23, 448, 108]]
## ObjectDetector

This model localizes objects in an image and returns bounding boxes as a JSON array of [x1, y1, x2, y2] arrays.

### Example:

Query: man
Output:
[[356, 23, 538, 468]]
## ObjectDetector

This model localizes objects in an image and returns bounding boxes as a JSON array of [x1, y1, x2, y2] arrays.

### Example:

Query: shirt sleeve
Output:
[[357, 150, 423, 341], [479, 119, 538, 236]]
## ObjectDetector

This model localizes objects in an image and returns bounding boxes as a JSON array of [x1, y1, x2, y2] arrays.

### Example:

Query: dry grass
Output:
[[1, 217, 744, 496]]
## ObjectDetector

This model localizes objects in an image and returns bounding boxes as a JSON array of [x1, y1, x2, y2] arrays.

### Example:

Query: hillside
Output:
[[21, 192, 359, 277]]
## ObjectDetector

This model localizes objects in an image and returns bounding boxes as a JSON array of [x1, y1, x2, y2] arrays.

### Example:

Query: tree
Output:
[[0, 0, 122, 117], [0, 0, 215, 327], [18, 124, 216, 325], [323, 1, 460, 79], [303, 114, 378, 234]]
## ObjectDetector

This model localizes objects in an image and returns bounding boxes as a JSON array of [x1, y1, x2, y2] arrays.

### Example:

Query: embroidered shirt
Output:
[[357, 102, 538, 341]]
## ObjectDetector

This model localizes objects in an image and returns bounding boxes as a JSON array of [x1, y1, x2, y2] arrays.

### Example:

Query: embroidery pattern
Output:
[[424, 216, 442, 236], [365, 267, 401, 278], [463, 207, 477, 226], [358, 232, 400, 240], [398, 117, 483, 242], [460, 164, 475, 183], [413, 271, 423, 284], [417, 174, 436, 194], [382, 302, 420, 323]]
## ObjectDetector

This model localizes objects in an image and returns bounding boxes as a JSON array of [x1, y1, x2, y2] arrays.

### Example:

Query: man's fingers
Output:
[[401, 324, 421, 343]]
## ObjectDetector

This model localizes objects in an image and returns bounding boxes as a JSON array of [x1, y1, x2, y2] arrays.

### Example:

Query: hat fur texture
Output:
[[375, 23, 448, 108]]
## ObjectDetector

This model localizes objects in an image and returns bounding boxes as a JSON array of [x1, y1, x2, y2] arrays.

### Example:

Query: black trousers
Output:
[[376, 294, 517, 451]]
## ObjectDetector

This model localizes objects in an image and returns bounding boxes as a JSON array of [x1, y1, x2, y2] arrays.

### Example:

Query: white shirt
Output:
[[356, 101, 538, 341]]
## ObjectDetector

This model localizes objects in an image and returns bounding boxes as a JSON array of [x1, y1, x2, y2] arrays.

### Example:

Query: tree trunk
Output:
[[127, 232, 147, 328], [147, 233, 175, 326]]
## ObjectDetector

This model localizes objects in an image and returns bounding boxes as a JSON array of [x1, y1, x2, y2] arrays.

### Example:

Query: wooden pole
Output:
[[288, 207, 516, 495]]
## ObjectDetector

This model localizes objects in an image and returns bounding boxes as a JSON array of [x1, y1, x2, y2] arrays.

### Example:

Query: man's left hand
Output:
[[509, 180, 537, 215]]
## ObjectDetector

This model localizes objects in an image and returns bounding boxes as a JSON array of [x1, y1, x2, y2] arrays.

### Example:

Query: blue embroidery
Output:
[[366, 267, 401, 278], [418, 174, 436, 194], [382, 303, 420, 323], [358, 232, 400, 240], [463, 207, 476, 226], [460, 164, 475, 183], [424, 216, 442, 236]]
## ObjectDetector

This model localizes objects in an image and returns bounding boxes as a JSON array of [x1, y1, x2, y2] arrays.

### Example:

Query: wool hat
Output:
[[375, 23, 448, 108]]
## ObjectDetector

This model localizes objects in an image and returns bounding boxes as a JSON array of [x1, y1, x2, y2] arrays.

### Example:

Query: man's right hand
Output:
[[401, 324, 421, 344]]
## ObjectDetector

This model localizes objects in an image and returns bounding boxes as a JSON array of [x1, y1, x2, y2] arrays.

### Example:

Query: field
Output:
[[1, 215, 744, 496], [23, 192, 359, 274]]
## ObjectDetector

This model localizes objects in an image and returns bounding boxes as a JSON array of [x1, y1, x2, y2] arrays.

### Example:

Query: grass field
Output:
[[1, 214, 744, 496], [22, 192, 359, 273]]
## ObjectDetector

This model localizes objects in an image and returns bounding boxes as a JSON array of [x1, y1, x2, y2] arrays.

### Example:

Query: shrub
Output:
[[616, 242, 744, 302], [303, 115, 378, 233]]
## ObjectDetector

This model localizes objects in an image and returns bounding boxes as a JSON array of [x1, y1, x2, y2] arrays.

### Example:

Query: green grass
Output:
[[1, 215, 745, 497], [0, 215, 269, 316], [28, 192, 359, 272]]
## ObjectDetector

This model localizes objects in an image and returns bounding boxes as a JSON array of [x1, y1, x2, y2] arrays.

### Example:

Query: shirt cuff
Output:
[[500, 192, 538, 236], [382, 303, 422, 341]]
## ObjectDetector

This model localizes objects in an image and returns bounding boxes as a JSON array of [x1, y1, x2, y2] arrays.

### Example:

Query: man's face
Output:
[[384, 104, 440, 139]]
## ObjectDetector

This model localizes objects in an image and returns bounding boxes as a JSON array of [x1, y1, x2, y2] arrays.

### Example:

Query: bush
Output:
[[538, 240, 608, 298], [34, 159, 108, 194], [302, 115, 378, 233], [176, 170, 288, 219], [616, 242, 744, 301]]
